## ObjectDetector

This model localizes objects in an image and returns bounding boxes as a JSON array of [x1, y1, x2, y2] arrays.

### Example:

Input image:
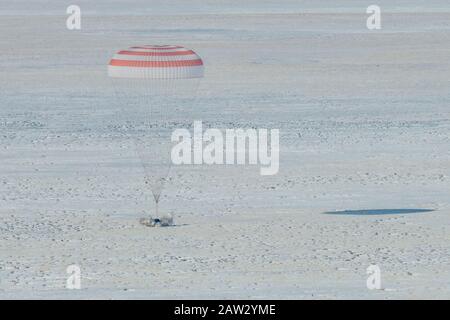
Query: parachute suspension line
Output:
[[108, 45, 204, 219], [153, 192, 160, 219]]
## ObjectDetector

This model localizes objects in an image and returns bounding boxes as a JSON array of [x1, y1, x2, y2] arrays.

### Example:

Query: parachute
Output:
[[108, 45, 204, 225]]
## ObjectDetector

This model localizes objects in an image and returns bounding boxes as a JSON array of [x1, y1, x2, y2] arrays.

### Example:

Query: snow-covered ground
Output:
[[0, 1, 449, 299]]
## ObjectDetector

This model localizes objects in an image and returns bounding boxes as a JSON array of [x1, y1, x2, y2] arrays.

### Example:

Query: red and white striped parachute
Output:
[[107, 45, 203, 222], [108, 45, 204, 79]]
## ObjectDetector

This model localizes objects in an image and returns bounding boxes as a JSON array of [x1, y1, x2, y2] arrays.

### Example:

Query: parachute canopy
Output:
[[108, 45, 204, 79], [107, 45, 204, 220]]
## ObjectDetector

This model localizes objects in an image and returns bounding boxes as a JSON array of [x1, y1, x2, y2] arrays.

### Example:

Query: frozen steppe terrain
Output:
[[0, 1, 449, 299]]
